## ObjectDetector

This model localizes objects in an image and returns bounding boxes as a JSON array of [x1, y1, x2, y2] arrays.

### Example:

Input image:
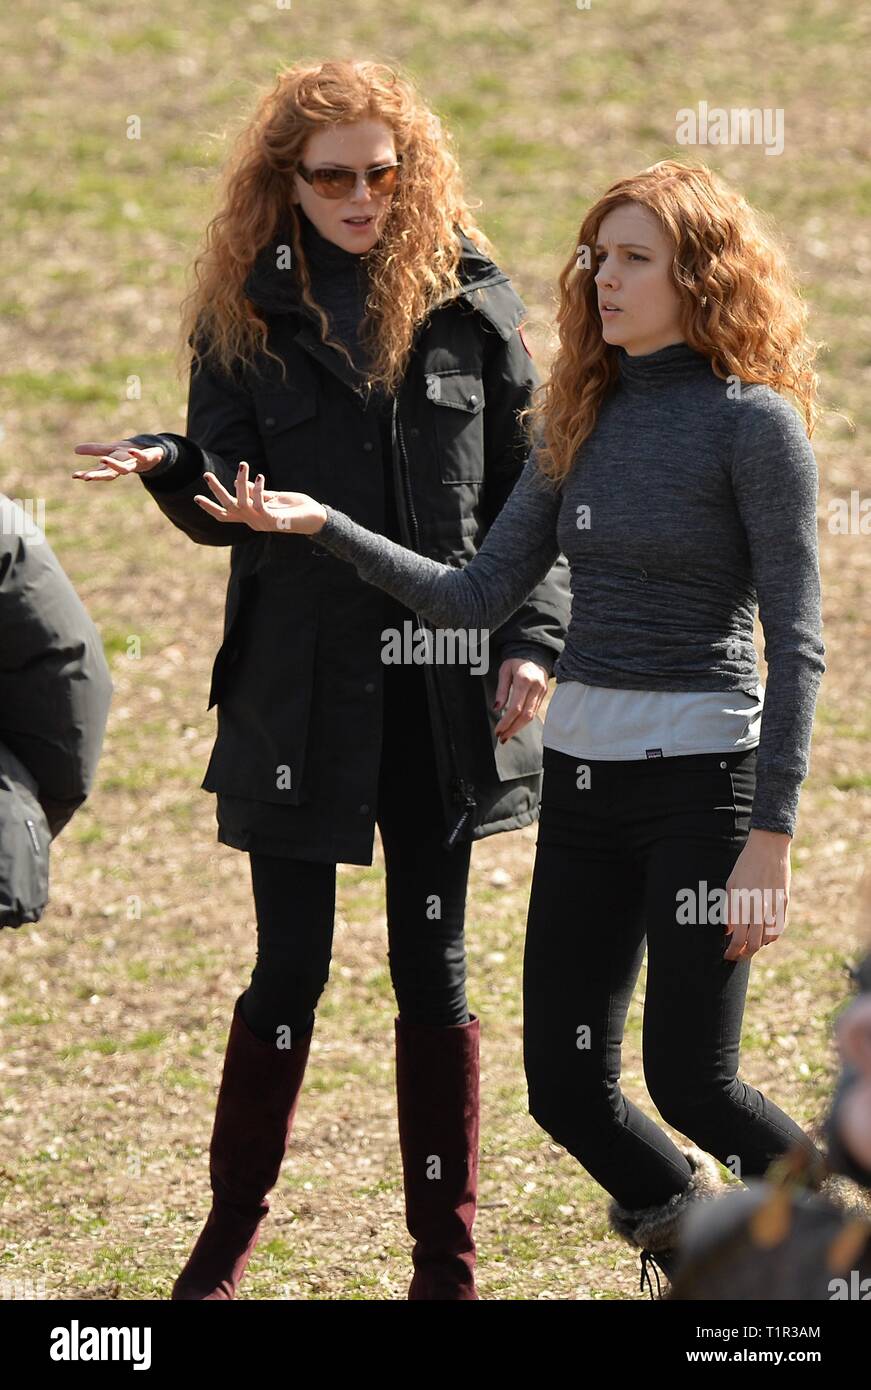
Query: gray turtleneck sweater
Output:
[[310, 341, 826, 836]]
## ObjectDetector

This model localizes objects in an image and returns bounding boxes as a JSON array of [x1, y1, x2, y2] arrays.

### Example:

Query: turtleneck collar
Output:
[[242, 207, 369, 314], [297, 205, 369, 275], [616, 340, 712, 391]]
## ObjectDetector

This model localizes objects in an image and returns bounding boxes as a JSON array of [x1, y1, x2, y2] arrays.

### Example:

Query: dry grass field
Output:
[[0, 0, 868, 1298]]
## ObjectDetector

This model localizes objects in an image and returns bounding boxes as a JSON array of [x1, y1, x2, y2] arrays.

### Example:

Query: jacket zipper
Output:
[[393, 399, 478, 849]]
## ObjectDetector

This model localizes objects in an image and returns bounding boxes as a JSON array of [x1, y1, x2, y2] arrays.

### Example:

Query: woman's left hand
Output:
[[493, 658, 549, 741], [722, 829, 791, 960], [194, 462, 328, 533]]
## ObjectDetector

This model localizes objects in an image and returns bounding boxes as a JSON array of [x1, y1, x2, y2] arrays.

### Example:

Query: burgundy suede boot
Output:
[[395, 1013, 480, 1300], [171, 994, 313, 1300]]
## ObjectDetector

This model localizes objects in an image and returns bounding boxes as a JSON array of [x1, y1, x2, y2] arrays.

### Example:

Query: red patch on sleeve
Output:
[[518, 322, 534, 358]]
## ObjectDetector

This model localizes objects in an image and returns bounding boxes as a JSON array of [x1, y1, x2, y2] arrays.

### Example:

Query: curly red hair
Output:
[[176, 58, 492, 393], [522, 160, 821, 485]]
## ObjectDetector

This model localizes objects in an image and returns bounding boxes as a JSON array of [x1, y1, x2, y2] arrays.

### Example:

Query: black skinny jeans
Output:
[[241, 655, 473, 1041], [523, 744, 822, 1211]]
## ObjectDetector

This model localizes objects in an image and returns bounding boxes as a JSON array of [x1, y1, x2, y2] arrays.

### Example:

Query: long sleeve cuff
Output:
[[497, 642, 556, 676], [313, 507, 373, 564], [126, 432, 179, 478], [749, 772, 803, 837]]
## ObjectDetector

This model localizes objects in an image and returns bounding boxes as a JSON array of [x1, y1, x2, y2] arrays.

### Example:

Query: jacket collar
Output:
[[242, 219, 525, 342]]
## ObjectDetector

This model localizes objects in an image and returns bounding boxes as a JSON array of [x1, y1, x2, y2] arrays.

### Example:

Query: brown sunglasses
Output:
[[295, 160, 402, 200]]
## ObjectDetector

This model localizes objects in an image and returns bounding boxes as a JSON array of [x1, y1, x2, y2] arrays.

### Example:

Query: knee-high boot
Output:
[[172, 994, 313, 1300], [394, 1013, 480, 1300]]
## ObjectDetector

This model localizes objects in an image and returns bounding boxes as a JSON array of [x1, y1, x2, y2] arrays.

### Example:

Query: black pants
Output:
[[241, 657, 473, 1041], [523, 745, 822, 1210]]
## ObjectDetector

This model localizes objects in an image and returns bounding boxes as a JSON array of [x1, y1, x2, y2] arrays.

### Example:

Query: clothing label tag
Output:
[[645, 748, 663, 758]]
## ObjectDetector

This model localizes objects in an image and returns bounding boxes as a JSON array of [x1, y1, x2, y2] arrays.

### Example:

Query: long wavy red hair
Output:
[[522, 160, 821, 485], [176, 58, 493, 392]]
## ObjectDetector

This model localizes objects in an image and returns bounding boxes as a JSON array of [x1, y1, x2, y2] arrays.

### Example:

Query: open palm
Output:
[[194, 462, 328, 534]]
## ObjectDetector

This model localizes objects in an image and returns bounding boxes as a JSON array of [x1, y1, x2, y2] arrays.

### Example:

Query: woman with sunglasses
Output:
[[72, 59, 569, 1300], [203, 161, 831, 1296]]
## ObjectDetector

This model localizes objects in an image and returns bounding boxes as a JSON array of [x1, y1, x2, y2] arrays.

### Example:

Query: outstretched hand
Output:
[[194, 462, 328, 534]]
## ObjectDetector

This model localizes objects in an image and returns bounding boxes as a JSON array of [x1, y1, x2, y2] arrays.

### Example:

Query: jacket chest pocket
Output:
[[253, 385, 319, 489], [424, 369, 485, 485]]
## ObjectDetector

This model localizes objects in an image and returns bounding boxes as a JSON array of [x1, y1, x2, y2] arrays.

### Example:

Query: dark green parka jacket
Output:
[[131, 226, 570, 864]]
